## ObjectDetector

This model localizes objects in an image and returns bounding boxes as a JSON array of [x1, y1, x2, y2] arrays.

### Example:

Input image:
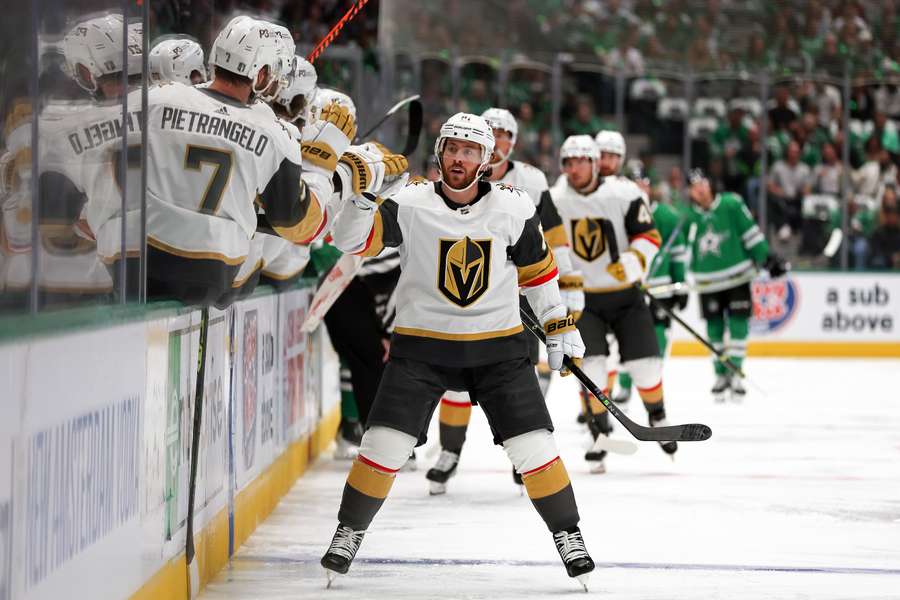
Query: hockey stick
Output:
[[358, 94, 423, 150], [301, 253, 364, 333], [186, 307, 210, 598], [646, 215, 688, 281], [520, 308, 711, 442], [307, 0, 372, 64]]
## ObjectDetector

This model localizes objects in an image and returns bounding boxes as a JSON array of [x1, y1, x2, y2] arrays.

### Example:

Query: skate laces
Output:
[[434, 450, 459, 471], [554, 529, 589, 562], [328, 526, 365, 560]]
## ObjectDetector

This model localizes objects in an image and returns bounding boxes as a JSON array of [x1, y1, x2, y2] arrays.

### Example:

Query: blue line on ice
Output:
[[234, 555, 900, 576]]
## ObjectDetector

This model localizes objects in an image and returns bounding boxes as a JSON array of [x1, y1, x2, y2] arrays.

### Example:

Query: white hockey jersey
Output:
[[498, 160, 569, 252], [549, 175, 661, 292], [336, 180, 558, 367], [145, 82, 327, 267]]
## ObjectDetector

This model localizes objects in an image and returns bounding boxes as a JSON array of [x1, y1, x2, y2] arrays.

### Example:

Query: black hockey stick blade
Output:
[[358, 94, 421, 140], [400, 98, 423, 156], [519, 307, 712, 443]]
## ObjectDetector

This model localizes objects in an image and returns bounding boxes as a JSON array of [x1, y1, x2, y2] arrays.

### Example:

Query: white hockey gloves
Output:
[[558, 272, 585, 320], [606, 250, 645, 284], [542, 305, 585, 377], [301, 101, 357, 176]]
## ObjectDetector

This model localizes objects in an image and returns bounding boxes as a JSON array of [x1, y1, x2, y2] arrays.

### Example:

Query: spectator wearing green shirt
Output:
[[564, 97, 611, 137], [710, 104, 752, 195], [868, 193, 900, 269]]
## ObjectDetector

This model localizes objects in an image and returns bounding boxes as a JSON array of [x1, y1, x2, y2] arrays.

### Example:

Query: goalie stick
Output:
[[520, 307, 711, 443]]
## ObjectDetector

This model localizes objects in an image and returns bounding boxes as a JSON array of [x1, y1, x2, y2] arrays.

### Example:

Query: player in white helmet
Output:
[[149, 37, 207, 85], [594, 129, 627, 176], [425, 107, 584, 494], [550, 134, 676, 473], [310, 87, 357, 122], [136, 16, 359, 306], [321, 112, 595, 589], [272, 56, 318, 126]]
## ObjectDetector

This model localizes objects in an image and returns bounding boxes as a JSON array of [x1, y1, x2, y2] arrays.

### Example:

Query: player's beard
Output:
[[442, 160, 480, 190]]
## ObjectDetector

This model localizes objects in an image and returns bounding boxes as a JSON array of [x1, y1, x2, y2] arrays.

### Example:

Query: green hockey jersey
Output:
[[647, 202, 688, 298], [686, 192, 768, 291]]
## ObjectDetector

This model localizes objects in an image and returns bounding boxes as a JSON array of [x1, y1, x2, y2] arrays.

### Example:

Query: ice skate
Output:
[[552, 526, 595, 591], [426, 449, 459, 495], [649, 413, 678, 457], [333, 436, 358, 460], [730, 375, 746, 402], [612, 385, 631, 404], [321, 524, 366, 586], [334, 419, 363, 460], [512, 465, 523, 487], [711, 374, 730, 403]]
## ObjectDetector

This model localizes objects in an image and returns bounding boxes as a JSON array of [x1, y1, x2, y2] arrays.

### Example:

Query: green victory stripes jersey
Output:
[[647, 202, 687, 298], [686, 192, 768, 291]]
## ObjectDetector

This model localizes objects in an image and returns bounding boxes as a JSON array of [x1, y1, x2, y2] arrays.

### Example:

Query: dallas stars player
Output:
[[322, 113, 595, 589], [615, 158, 688, 405], [686, 170, 787, 401], [425, 107, 583, 495], [550, 134, 675, 471]]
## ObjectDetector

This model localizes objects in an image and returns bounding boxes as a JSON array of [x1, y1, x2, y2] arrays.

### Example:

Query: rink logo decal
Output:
[[243, 311, 259, 470], [571, 217, 607, 261], [23, 397, 141, 589], [438, 237, 492, 307], [751, 277, 798, 333]]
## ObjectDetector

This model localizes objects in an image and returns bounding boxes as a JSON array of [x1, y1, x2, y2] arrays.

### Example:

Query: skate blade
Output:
[[590, 436, 638, 456], [325, 568, 339, 589], [576, 573, 590, 592], [429, 481, 447, 495]]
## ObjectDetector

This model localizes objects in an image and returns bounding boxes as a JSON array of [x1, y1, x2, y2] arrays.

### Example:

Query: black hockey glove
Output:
[[673, 292, 689, 311], [763, 254, 789, 278]]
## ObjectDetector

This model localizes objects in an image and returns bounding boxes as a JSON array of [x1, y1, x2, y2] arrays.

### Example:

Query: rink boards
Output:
[[669, 272, 900, 357], [0, 285, 341, 600]]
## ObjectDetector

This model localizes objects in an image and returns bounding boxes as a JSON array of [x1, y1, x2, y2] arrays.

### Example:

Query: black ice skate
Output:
[[552, 526, 595, 591], [334, 419, 364, 461], [322, 524, 366, 587], [399, 449, 417, 472], [711, 374, 730, 403], [730, 375, 746, 402], [612, 385, 631, 404], [426, 449, 459, 495], [649, 412, 678, 457]]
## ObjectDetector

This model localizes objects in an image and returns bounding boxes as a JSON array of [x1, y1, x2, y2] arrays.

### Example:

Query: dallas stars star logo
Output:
[[698, 229, 727, 258]]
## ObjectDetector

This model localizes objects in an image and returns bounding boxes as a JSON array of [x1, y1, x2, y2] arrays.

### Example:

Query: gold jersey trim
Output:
[[147, 236, 247, 266], [393, 324, 524, 341]]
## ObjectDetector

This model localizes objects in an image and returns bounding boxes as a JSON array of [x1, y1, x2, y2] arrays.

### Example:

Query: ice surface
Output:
[[201, 358, 900, 599]]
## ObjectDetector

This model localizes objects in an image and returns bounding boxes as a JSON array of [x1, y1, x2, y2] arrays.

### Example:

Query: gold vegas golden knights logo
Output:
[[571, 217, 607, 261], [437, 236, 492, 307]]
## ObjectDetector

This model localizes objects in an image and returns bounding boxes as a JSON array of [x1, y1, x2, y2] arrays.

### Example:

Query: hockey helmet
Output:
[[210, 16, 283, 99], [595, 130, 626, 157], [274, 56, 318, 124], [149, 37, 207, 85], [310, 88, 357, 122], [62, 13, 143, 93], [435, 112, 495, 192]]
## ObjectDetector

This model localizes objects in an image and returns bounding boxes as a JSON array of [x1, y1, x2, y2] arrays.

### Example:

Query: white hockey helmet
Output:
[[210, 16, 283, 99], [149, 37, 207, 85], [268, 23, 296, 100], [310, 88, 357, 122], [274, 56, 318, 123], [62, 13, 143, 93], [595, 130, 626, 157], [481, 107, 518, 145], [434, 112, 495, 192], [559, 135, 599, 168]]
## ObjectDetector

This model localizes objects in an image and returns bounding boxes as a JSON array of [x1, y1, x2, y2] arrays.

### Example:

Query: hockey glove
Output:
[[366, 141, 409, 177], [558, 272, 585, 321], [763, 253, 789, 278], [543, 305, 585, 377], [301, 102, 356, 174], [606, 250, 645, 284], [673, 291, 689, 311], [337, 145, 387, 196]]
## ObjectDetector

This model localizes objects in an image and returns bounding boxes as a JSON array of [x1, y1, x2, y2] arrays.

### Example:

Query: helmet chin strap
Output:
[[489, 146, 512, 169], [438, 155, 488, 193], [572, 161, 600, 194]]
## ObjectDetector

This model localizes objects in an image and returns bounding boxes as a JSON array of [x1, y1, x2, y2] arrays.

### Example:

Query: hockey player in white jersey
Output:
[[320, 113, 595, 589], [426, 107, 584, 493], [550, 134, 676, 471], [149, 37, 207, 85], [139, 16, 361, 307], [271, 55, 318, 127]]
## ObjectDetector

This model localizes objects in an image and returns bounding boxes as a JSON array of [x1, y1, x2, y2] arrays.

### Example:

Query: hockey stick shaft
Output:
[[307, 0, 371, 64], [636, 283, 745, 378], [520, 307, 711, 442], [359, 94, 421, 140], [646, 215, 687, 281], [185, 307, 210, 597]]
